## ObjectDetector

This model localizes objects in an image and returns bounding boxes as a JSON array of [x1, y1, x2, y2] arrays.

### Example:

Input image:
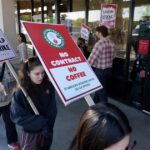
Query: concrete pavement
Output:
[[0, 94, 150, 150], [51, 95, 150, 150], [0, 50, 150, 149]]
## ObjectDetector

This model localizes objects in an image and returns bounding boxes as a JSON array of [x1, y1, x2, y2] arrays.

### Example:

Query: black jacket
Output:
[[10, 82, 57, 135]]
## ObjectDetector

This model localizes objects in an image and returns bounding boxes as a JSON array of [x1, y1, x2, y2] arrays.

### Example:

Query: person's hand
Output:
[[139, 70, 145, 78]]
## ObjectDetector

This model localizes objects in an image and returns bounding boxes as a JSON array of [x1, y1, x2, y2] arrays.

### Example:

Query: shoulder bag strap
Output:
[[0, 62, 6, 82]]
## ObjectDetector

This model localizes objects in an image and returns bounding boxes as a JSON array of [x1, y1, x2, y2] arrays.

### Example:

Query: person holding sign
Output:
[[0, 62, 20, 150], [69, 103, 135, 150], [17, 33, 28, 63], [88, 26, 116, 103], [10, 56, 57, 150], [77, 37, 89, 59]]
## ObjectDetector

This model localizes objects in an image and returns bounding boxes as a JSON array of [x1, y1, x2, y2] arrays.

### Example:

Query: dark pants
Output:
[[0, 103, 18, 144], [94, 68, 112, 103], [130, 81, 144, 103], [142, 73, 150, 111], [20, 131, 53, 150]]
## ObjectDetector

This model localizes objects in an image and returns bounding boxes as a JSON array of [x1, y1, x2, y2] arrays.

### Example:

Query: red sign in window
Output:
[[138, 40, 149, 55]]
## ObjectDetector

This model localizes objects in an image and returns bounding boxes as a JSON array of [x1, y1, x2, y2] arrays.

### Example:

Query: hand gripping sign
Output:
[[22, 21, 102, 106]]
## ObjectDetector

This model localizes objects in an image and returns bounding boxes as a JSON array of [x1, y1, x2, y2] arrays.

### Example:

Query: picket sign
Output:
[[0, 29, 39, 114], [5, 60, 39, 115], [22, 22, 102, 106], [6, 59, 94, 108]]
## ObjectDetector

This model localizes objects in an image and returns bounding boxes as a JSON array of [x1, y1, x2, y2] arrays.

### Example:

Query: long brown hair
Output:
[[18, 56, 48, 95], [69, 103, 131, 150]]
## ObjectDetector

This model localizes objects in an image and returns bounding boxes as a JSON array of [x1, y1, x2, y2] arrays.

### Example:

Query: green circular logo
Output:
[[43, 29, 65, 48]]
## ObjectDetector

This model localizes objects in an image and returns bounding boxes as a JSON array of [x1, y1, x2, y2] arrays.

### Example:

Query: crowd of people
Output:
[[0, 26, 137, 150]]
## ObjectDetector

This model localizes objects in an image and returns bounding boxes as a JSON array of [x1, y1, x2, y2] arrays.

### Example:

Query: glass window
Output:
[[131, 1, 150, 60], [89, 0, 100, 29], [16, 1, 33, 53], [18, 1, 32, 34], [129, 1, 150, 78], [16, 0, 55, 56], [32, 0, 42, 22], [71, 0, 85, 46], [32, 0, 55, 23], [19, 1, 32, 22], [88, 0, 130, 59], [44, 1, 55, 23], [60, 0, 85, 42]]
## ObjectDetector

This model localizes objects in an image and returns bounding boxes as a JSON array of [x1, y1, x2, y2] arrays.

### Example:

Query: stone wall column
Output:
[[0, 0, 17, 49]]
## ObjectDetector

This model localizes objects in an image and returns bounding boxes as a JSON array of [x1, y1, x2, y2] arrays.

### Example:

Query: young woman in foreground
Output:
[[11, 56, 57, 150]]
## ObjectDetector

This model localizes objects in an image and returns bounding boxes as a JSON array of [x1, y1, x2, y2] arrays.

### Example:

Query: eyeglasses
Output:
[[125, 140, 136, 150]]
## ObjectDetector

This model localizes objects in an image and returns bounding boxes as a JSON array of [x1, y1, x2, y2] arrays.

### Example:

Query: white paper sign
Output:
[[80, 24, 90, 43], [100, 4, 117, 28], [22, 22, 102, 106], [0, 29, 16, 61]]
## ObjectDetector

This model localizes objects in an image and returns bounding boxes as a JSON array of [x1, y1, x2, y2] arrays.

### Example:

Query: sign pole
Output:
[[84, 95, 95, 106], [5, 60, 39, 115]]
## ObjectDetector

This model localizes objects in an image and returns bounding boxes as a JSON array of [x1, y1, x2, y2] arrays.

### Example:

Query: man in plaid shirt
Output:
[[88, 26, 116, 103]]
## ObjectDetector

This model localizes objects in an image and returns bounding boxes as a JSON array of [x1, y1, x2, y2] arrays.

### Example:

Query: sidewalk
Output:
[[1, 50, 150, 149], [51, 95, 150, 150], [1, 94, 149, 149]]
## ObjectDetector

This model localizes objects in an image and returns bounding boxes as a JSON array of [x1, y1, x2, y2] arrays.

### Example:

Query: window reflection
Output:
[[130, 3, 150, 77], [60, 0, 85, 42], [89, 0, 130, 59]]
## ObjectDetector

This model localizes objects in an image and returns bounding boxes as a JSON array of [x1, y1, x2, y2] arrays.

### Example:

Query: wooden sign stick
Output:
[[84, 94, 95, 106], [0, 82, 7, 96], [6, 60, 39, 115]]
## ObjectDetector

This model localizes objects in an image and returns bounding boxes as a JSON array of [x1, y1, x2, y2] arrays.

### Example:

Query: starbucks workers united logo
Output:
[[43, 29, 65, 48]]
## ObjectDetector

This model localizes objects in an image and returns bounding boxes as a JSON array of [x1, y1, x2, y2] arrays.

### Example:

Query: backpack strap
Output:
[[0, 62, 6, 82]]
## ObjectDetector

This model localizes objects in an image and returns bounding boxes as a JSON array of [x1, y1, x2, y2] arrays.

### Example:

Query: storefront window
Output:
[[32, 0, 44, 22], [32, 0, 55, 23], [131, 2, 150, 60], [45, 1, 55, 23], [129, 1, 150, 78], [16, 0, 55, 56], [72, 0, 85, 41], [19, 2, 32, 22], [18, 1, 32, 34], [88, 0, 100, 29], [60, 0, 85, 42], [17, 1, 54, 33], [88, 0, 130, 59]]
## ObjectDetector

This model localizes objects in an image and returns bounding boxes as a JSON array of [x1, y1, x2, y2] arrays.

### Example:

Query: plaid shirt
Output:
[[88, 37, 116, 69]]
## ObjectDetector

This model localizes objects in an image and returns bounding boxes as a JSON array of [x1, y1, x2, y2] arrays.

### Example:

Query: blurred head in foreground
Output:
[[69, 103, 132, 150]]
